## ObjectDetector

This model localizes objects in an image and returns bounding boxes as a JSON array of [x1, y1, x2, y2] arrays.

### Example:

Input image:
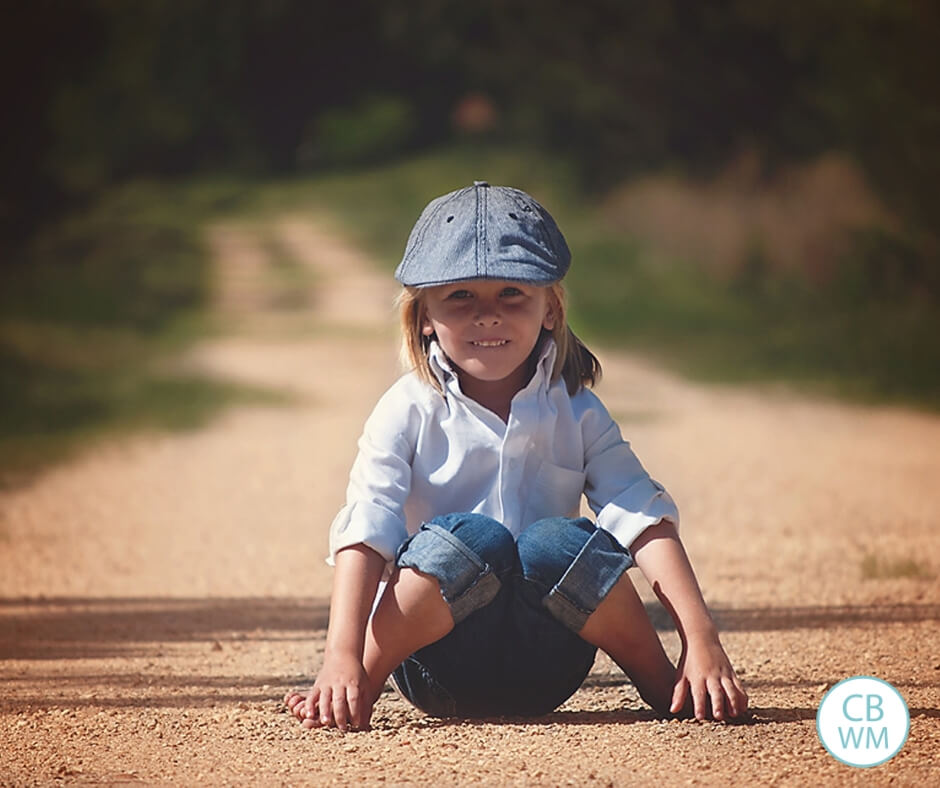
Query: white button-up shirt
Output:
[[328, 340, 678, 568]]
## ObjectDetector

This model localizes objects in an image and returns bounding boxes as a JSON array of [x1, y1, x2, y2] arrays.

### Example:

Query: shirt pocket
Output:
[[524, 461, 587, 525]]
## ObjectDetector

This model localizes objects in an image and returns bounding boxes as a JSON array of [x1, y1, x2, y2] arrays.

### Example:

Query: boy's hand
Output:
[[670, 633, 748, 721], [285, 651, 374, 732]]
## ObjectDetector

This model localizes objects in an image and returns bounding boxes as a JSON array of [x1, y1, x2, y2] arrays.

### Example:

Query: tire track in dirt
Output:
[[1, 213, 938, 785]]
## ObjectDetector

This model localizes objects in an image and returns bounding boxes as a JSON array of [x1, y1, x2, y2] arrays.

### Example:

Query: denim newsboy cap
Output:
[[394, 181, 571, 287]]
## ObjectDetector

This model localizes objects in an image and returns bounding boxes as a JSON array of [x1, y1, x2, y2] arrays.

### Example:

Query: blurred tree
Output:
[[2, 0, 938, 262], [297, 95, 416, 168], [775, 0, 940, 237], [382, 0, 938, 270], [45, 0, 430, 185], [0, 0, 101, 250], [380, 1, 813, 179]]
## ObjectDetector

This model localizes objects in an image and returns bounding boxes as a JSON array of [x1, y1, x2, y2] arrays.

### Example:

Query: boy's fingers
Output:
[[346, 685, 362, 729], [318, 687, 333, 726], [287, 693, 306, 720], [305, 688, 320, 721], [351, 693, 375, 732], [725, 676, 749, 717], [332, 691, 350, 732], [721, 677, 742, 717], [691, 682, 708, 721], [669, 677, 688, 715], [707, 679, 725, 721], [735, 676, 748, 704]]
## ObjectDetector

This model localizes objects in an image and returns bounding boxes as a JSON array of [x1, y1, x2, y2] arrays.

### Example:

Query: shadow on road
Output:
[[0, 596, 329, 660], [646, 602, 940, 632], [4, 597, 939, 662]]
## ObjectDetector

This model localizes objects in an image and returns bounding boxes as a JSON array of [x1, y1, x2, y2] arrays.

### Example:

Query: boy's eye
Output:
[[446, 289, 472, 300], [500, 287, 523, 297]]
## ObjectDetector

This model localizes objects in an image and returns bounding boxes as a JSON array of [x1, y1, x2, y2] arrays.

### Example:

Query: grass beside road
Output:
[[3, 144, 937, 480], [299, 146, 940, 410], [0, 180, 282, 483]]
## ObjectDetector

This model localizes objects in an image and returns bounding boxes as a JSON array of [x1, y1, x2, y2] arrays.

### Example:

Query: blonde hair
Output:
[[398, 282, 601, 395]]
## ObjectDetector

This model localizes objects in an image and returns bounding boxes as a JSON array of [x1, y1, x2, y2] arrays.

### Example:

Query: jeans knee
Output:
[[426, 512, 515, 576], [517, 516, 595, 588], [396, 513, 514, 624]]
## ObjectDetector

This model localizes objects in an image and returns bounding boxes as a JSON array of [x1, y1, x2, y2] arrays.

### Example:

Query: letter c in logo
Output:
[[842, 694, 864, 721]]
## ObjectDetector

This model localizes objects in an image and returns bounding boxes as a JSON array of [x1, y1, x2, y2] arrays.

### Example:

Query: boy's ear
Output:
[[421, 311, 435, 336], [542, 300, 557, 331]]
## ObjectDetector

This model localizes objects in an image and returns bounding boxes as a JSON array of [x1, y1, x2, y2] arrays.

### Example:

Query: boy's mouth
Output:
[[471, 340, 509, 347]]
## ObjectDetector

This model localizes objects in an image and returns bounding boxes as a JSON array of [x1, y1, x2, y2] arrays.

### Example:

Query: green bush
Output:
[[298, 96, 416, 168], [300, 145, 940, 410], [0, 179, 277, 480]]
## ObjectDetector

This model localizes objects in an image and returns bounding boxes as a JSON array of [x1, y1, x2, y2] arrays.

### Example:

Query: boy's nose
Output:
[[474, 303, 501, 325]]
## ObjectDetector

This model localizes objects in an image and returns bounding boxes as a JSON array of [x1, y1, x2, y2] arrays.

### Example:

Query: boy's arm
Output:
[[631, 520, 748, 721], [307, 543, 386, 731]]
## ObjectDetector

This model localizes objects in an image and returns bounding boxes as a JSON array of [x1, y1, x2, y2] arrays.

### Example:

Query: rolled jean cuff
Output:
[[543, 528, 634, 632], [396, 523, 502, 625]]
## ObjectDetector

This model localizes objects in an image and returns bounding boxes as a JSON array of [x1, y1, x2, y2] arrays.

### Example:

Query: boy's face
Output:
[[421, 279, 556, 395]]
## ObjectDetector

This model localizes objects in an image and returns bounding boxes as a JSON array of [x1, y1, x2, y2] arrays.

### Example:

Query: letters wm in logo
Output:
[[816, 676, 910, 768]]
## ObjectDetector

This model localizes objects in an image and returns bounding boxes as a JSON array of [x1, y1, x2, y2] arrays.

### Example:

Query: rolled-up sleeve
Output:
[[328, 381, 420, 565], [578, 392, 679, 553]]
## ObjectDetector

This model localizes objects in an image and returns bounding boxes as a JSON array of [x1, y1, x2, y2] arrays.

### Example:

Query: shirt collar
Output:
[[427, 338, 558, 398]]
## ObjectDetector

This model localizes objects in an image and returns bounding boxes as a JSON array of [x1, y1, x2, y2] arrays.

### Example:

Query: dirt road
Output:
[[1, 213, 938, 785]]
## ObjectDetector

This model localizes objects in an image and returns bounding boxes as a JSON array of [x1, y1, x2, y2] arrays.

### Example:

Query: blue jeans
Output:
[[390, 513, 634, 717]]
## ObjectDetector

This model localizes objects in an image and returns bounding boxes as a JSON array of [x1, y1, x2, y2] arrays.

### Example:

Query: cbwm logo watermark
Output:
[[816, 676, 910, 768]]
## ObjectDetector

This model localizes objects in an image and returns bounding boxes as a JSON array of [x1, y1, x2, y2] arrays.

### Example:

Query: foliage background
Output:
[[1, 0, 938, 474], [5, 1, 939, 242]]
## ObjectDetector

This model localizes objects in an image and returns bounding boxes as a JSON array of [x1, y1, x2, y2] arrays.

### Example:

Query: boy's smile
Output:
[[421, 279, 555, 411]]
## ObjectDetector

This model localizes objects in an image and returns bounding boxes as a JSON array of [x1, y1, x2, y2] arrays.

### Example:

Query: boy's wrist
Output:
[[323, 639, 364, 659], [680, 622, 720, 646]]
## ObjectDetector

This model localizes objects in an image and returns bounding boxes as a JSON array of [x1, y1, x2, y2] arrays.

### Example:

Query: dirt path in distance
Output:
[[1, 212, 938, 786]]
